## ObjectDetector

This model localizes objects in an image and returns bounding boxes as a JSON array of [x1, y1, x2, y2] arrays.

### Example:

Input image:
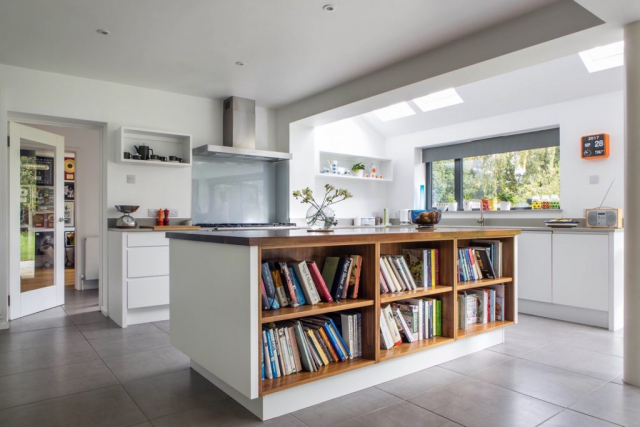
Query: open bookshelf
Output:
[[257, 233, 517, 396]]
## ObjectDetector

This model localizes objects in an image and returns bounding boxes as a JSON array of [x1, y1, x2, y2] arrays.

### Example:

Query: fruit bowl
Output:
[[411, 209, 442, 229]]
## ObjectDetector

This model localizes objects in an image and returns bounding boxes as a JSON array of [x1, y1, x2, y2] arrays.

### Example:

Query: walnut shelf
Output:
[[261, 299, 374, 323], [457, 320, 515, 339], [456, 277, 513, 291], [380, 336, 454, 362], [380, 285, 453, 303], [260, 357, 375, 396]]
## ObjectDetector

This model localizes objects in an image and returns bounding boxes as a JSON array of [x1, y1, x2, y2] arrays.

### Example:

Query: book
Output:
[[380, 271, 389, 293], [379, 308, 394, 350], [260, 279, 270, 311], [382, 257, 402, 292], [288, 267, 308, 306], [322, 257, 341, 293], [380, 257, 397, 292], [292, 261, 320, 305], [283, 327, 298, 373], [320, 315, 351, 359], [287, 326, 303, 373], [395, 303, 419, 341], [341, 258, 354, 299], [292, 321, 315, 372], [458, 294, 467, 330], [396, 256, 417, 290], [382, 304, 402, 346], [405, 298, 425, 340], [270, 266, 289, 307], [387, 256, 408, 290], [261, 262, 280, 310], [436, 299, 442, 336], [307, 261, 333, 302], [330, 257, 352, 301], [278, 262, 300, 307], [403, 249, 426, 288], [473, 247, 497, 279], [347, 255, 362, 298], [277, 328, 293, 375], [391, 256, 413, 290], [305, 328, 329, 365], [262, 330, 275, 379], [467, 289, 487, 324], [392, 306, 415, 343], [487, 284, 505, 321]]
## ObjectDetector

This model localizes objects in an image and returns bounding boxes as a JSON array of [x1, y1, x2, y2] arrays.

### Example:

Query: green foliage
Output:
[[351, 162, 365, 172], [498, 190, 516, 204], [431, 160, 455, 204], [292, 184, 353, 210]]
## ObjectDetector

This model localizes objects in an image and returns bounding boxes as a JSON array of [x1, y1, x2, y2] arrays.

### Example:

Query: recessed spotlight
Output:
[[323, 4, 336, 12], [235, 61, 245, 67], [579, 41, 624, 73], [96, 29, 110, 35]]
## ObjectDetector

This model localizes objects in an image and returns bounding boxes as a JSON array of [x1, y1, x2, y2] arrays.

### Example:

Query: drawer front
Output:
[[127, 247, 170, 278], [127, 233, 168, 248], [128, 276, 170, 309]]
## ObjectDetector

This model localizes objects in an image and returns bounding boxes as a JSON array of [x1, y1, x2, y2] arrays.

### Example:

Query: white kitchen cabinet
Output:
[[108, 231, 171, 327], [552, 233, 609, 311], [518, 231, 552, 303]]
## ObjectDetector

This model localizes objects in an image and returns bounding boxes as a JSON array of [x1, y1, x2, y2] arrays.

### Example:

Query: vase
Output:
[[354, 169, 364, 178], [499, 201, 511, 211], [306, 205, 336, 230], [447, 202, 458, 212]]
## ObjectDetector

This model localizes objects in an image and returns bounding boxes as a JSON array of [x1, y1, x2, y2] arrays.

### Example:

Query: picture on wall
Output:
[[33, 213, 45, 228], [36, 187, 55, 212], [65, 231, 75, 247], [64, 182, 75, 201], [64, 157, 75, 181], [64, 201, 75, 227], [36, 156, 54, 186], [35, 231, 54, 268]]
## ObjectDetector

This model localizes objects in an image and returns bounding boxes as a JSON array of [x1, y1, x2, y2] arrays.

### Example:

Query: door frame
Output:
[[4, 112, 107, 321]]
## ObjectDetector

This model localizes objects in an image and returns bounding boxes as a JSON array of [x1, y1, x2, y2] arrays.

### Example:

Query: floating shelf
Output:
[[457, 320, 515, 339], [261, 299, 374, 323], [380, 336, 454, 362], [457, 277, 513, 291], [380, 286, 453, 303], [261, 357, 375, 396], [118, 158, 191, 168], [315, 173, 391, 182], [317, 150, 393, 182], [117, 127, 192, 167]]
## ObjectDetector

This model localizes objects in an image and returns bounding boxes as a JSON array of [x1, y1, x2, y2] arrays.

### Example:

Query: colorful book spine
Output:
[[279, 262, 300, 307], [288, 267, 307, 306], [331, 257, 352, 301], [348, 255, 362, 298], [307, 261, 333, 302], [435, 249, 440, 286], [295, 262, 321, 304], [261, 263, 280, 309], [260, 278, 270, 311], [271, 268, 290, 307]]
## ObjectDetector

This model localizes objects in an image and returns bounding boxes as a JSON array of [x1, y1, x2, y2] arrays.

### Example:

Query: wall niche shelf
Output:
[[317, 150, 393, 181], [117, 127, 192, 167]]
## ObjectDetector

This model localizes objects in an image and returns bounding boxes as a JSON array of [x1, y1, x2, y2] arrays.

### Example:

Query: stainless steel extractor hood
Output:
[[192, 96, 292, 163]]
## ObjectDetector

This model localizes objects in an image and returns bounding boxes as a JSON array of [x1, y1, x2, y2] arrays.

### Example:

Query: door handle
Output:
[[59, 217, 64, 222]]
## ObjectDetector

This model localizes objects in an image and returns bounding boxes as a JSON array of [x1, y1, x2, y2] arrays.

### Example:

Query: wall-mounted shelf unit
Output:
[[317, 150, 393, 181], [117, 127, 192, 167]]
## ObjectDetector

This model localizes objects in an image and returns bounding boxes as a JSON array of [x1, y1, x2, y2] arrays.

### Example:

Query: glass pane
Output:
[[431, 160, 455, 205], [462, 147, 560, 205], [20, 144, 56, 293]]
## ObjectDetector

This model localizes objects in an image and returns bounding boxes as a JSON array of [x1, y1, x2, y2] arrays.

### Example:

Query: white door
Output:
[[9, 122, 65, 319]]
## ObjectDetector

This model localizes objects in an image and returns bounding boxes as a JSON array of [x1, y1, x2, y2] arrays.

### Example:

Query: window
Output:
[[423, 129, 560, 210]]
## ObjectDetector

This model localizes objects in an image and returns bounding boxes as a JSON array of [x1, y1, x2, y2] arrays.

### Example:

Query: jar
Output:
[[550, 195, 561, 210], [531, 196, 541, 210], [541, 195, 551, 210]]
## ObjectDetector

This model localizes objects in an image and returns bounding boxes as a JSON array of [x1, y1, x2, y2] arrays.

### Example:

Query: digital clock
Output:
[[581, 133, 609, 159]]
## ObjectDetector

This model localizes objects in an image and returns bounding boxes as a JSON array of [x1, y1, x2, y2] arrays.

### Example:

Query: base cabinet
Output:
[[518, 232, 552, 303]]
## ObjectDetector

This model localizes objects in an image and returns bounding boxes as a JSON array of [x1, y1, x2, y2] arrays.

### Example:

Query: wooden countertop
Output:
[[166, 227, 520, 247]]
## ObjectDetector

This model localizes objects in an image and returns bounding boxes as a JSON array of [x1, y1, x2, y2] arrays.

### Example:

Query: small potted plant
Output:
[[352, 162, 365, 178], [293, 184, 353, 230], [445, 195, 458, 212], [498, 190, 515, 211]]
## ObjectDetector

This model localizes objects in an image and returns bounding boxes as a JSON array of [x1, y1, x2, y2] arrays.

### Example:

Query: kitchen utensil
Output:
[[134, 144, 153, 160], [169, 156, 178, 161], [115, 205, 139, 228], [328, 160, 339, 174], [131, 154, 142, 160], [149, 154, 159, 161], [123, 152, 131, 159]]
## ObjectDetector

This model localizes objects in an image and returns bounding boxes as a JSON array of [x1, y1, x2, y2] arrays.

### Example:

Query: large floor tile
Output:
[[68, 310, 109, 326], [124, 368, 229, 419], [292, 387, 401, 427], [488, 331, 549, 357], [151, 399, 306, 427], [0, 359, 118, 410], [521, 343, 623, 381], [571, 382, 640, 427], [88, 328, 171, 359], [0, 307, 74, 335], [77, 320, 159, 340], [0, 326, 85, 353], [410, 377, 562, 427], [0, 339, 99, 377], [539, 409, 619, 426], [472, 358, 607, 407], [560, 331, 623, 357], [154, 320, 170, 334], [0, 385, 146, 427], [376, 366, 465, 399], [334, 401, 461, 427], [438, 349, 512, 375], [103, 345, 190, 383]]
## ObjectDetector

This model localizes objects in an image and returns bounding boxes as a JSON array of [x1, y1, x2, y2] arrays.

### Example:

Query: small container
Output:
[[163, 208, 170, 226], [531, 196, 541, 210], [361, 216, 375, 226], [123, 152, 131, 159], [157, 209, 164, 226], [541, 195, 551, 210], [550, 195, 561, 210]]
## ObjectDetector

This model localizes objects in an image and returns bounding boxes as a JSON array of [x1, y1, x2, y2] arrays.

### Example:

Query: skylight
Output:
[[372, 102, 416, 122], [579, 41, 624, 73], [413, 88, 464, 112]]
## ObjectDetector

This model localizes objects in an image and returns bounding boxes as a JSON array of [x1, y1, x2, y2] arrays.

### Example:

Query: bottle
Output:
[[163, 208, 170, 226], [157, 209, 164, 226]]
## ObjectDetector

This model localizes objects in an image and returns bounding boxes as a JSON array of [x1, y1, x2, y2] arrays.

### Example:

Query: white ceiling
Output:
[[360, 53, 623, 138], [0, 0, 563, 108]]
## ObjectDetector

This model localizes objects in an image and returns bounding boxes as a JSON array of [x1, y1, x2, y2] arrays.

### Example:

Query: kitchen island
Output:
[[167, 227, 520, 420]]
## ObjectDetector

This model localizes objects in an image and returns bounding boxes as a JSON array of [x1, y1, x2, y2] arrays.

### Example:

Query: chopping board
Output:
[[139, 225, 201, 231]]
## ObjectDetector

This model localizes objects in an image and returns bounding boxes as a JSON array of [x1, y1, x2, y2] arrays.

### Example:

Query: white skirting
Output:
[[192, 328, 504, 421]]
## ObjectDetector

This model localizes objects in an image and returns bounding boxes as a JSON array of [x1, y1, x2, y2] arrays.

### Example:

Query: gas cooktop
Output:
[[195, 222, 298, 231]]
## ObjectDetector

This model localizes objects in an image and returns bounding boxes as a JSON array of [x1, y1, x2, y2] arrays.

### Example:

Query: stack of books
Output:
[[457, 240, 502, 282], [261, 256, 362, 310], [402, 249, 440, 289], [457, 284, 505, 330], [261, 312, 362, 380], [379, 298, 442, 349], [380, 255, 417, 293]]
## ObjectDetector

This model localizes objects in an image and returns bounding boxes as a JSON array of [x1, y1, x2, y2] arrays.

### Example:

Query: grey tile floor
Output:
[[0, 289, 636, 426]]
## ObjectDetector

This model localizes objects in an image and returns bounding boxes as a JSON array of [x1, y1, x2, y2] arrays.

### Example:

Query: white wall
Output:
[[386, 91, 624, 218], [289, 117, 389, 221]]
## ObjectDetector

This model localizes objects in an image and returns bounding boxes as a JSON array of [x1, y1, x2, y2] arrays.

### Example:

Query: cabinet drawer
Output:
[[128, 276, 170, 309], [127, 233, 168, 248], [127, 247, 169, 278]]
